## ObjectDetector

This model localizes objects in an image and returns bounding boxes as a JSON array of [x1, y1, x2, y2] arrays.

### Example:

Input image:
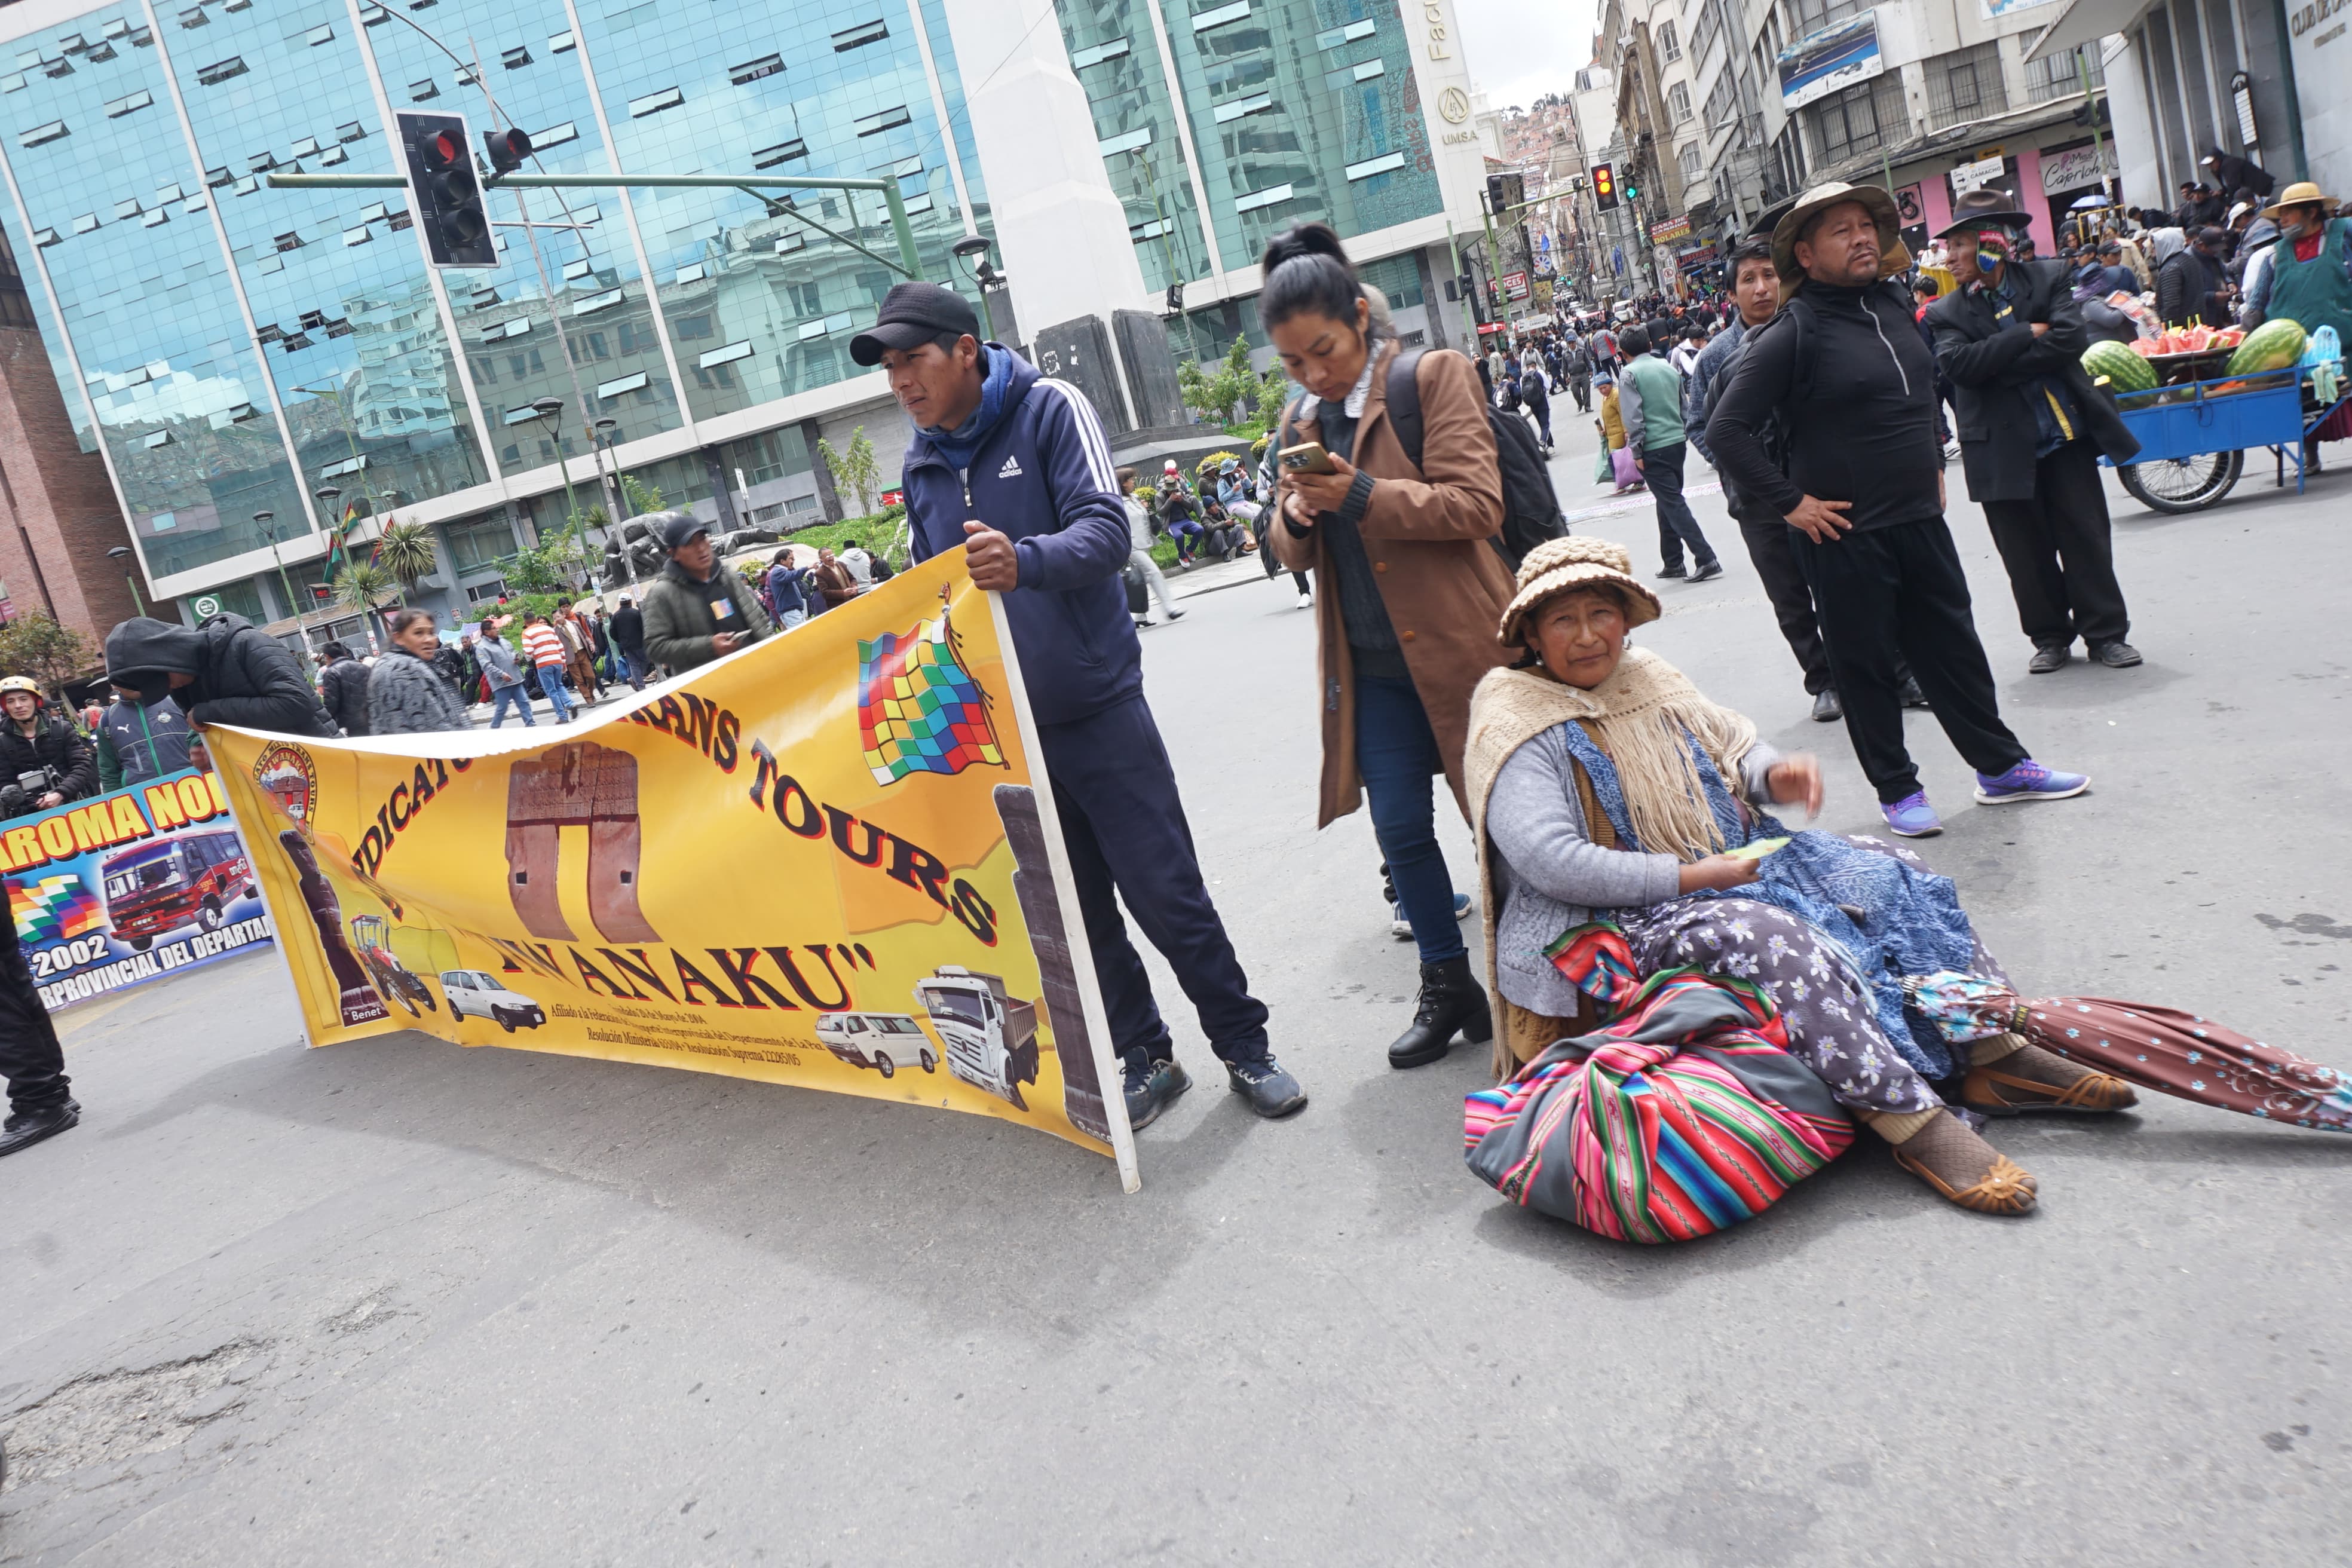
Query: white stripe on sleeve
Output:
[[1036, 377, 1117, 492]]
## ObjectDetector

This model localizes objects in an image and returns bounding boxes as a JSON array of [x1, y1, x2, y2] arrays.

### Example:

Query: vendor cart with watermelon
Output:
[[2082, 317, 2345, 513]]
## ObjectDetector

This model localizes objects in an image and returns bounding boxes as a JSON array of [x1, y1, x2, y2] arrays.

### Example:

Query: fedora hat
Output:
[[1497, 536, 1663, 647], [2261, 180, 2340, 220], [1770, 181, 1901, 281], [1934, 187, 2032, 238]]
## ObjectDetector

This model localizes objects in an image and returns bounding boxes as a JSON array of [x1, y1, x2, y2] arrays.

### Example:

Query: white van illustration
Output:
[[915, 967, 1040, 1109], [438, 970, 548, 1032], [816, 1011, 936, 1078]]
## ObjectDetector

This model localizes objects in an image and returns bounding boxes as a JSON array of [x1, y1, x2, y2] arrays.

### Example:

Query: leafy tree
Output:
[[817, 427, 881, 517], [0, 614, 94, 700], [1178, 336, 1287, 433], [621, 474, 664, 515], [371, 519, 438, 604], [498, 543, 571, 596]]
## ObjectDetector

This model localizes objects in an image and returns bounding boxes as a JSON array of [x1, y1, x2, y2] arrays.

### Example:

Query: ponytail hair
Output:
[[384, 608, 434, 638], [1257, 222, 1366, 332]]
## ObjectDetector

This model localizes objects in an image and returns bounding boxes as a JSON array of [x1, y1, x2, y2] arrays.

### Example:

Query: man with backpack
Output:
[[1706, 182, 2090, 840], [1515, 361, 1554, 452], [1616, 324, 1722, 582], [1561, 336, 1593, 413]]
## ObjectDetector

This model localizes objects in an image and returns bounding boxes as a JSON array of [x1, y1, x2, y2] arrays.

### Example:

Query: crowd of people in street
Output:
[[2, 153, 2345, 1228]]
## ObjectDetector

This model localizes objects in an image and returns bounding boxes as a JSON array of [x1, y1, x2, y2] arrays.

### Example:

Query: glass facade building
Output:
[[0, 0, 1466, 624]]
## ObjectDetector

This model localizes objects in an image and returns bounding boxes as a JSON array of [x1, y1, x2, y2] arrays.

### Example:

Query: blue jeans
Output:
[[1353, 672, 1463, 964], [536, 663, 575, 722], [489, 682, 535, 727], [1168, 519, 1203, 560]]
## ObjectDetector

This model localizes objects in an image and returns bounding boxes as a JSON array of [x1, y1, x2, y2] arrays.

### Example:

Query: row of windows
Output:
[[0, 0, 991, 587]]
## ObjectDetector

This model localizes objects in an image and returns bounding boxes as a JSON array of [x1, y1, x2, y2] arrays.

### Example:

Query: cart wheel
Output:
[[2118, 449, 2243, 513]]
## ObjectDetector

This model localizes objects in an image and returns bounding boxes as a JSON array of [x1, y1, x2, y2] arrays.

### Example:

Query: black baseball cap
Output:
[[656, 510, 710, 551], [850, 281, 981, 366]]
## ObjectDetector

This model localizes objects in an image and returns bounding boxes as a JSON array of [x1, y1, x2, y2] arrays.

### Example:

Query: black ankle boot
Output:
[[1388, 956, 1493, 1068]]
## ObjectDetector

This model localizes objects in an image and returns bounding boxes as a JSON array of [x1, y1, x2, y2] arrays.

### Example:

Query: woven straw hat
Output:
[[2261, 180, 2339, 220], [1771, 180, 1900, 281], [1497, 535, 1662, 645]]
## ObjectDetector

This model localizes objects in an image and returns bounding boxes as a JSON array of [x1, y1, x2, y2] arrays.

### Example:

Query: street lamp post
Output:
[[533, 396, 587, 592], [315, 485, 379, 653], [104, 546, 145, 617], [590, 416, 637, 589], [255, 511, 301, 632]]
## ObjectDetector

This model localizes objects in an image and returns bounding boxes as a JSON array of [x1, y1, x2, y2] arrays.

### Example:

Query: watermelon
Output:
[[2225, 317, 2307, 375], [2083, 339, 2158, 393]]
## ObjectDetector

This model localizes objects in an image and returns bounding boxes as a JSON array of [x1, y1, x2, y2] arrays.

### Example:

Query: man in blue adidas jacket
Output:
[[853, 283, 1305, 1129]]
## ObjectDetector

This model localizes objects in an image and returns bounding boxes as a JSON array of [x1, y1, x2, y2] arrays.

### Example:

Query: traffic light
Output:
[[482, 125, 533, 178], [1486, 173, 1509, 216], [1624, 173, 1641, 201], [397, 110, 495, 268], [1591, 162, 1619, 210]]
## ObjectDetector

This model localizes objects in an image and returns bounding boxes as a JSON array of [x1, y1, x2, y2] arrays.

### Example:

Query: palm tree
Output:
[[333, 561, 399, 617], [372, 519, 439, 605]]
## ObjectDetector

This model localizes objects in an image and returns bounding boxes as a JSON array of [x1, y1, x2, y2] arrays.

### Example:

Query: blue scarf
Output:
[[1555, 719, 1984, 1079], [920, 344, 1018, 472]]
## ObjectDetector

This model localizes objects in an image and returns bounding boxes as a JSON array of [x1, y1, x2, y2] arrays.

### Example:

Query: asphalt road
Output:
[[5, 416, 2348, 1566]]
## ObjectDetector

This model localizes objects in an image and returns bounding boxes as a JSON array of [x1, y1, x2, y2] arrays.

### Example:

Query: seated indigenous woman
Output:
[[1466, 538, 2136, 1217]]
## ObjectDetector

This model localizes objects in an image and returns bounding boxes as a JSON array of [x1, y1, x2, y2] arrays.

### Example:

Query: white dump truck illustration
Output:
[[815, 1011, 936, 1078], [914, 967, 1039, 1109]]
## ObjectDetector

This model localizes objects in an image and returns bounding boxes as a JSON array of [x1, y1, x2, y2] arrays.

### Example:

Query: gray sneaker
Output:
[[1122, 1057, 1191, 1130], [1224, 1054, 1307, 1118]]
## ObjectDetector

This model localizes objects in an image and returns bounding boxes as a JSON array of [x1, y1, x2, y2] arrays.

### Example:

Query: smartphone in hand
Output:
[[1279, 441, 1336, 474]]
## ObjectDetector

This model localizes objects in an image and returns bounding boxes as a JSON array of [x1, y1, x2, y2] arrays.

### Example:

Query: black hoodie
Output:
[[105, 614, 335, 739]]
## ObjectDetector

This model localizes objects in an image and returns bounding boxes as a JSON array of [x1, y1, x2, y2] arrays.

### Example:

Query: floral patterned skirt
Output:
[[1617, 835, 2008, 1117]]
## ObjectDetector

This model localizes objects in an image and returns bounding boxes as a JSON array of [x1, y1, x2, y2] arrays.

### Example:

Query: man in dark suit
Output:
[[1927, 189, 2145, 674]]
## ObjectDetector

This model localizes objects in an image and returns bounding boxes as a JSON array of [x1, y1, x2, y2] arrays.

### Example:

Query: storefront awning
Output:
[[2023, 0, 2152, 62]]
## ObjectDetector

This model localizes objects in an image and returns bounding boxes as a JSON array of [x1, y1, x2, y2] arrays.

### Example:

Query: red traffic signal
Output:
[[1591, 162, 1619, 210], [482, 127, 532, 176], [397, 110, 497, 269]]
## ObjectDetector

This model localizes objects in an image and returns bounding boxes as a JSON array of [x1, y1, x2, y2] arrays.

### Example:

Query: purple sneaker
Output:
[[1881, 792, 1943, 837], [1974, 758, 2090, 804]]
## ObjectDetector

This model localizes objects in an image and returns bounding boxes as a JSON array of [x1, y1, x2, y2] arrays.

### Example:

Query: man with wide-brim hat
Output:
[[1704, 182, 2091, 841], [1927, 186, 2143, 678], [1766, 180, 1903, 288], [2246, 180, 2352, 462]]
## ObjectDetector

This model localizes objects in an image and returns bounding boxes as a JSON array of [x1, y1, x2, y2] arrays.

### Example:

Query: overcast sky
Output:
[[1454, 0, 1602, 115]]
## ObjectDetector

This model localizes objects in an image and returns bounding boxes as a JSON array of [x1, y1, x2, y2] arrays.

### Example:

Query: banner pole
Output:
[[978, 577, 1141, 1193], [192, 748, 322, 1044]]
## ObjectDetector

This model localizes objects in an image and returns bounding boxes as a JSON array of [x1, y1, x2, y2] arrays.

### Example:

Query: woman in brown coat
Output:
[[1261, 223, 1517, 1069]]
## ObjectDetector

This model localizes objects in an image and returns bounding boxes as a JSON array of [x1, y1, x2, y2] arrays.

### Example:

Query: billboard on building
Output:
[[1778, 11, 1885, 111], [1651, 213, 1694, 244]]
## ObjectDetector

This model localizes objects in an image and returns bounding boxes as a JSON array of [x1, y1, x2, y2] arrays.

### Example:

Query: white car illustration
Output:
[[438, 970, 547, 1032], [816, 1012, 936, 1078]]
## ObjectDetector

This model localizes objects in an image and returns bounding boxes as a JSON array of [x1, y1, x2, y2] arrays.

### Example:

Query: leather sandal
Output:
[[1962, 1043, 2137, 1116], [1888, 1117, 2038, 1216]]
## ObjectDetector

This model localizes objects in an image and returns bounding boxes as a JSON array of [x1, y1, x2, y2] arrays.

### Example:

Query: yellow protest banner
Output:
[[205, 553, 1138, 1189]]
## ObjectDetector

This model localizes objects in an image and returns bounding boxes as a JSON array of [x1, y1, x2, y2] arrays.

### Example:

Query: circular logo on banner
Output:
[[191, 595, 222, 620], [1438, 87, 1470, 125], [252, 741, 319, 825]]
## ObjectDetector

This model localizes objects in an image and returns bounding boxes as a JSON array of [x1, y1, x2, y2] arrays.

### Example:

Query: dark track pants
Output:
[[1736, 517, 1833, 695], [0, 907, 69, 1114], [1039, 695, 1269, 1070], [1980, 439, 2130, 651], [1643, 442, 1717, 573], [1795, 517, 2028, 804]]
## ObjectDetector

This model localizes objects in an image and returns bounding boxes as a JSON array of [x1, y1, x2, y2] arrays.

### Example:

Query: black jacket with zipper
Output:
[[1705, 277, 1945, 534], [1927, 259, 2142, 503], [0, 714, 96, 810]]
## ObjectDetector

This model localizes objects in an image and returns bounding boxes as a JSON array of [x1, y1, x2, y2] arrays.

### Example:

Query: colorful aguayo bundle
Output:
[[1904, 974, 2352, 1133], [1464, 928, 1854, 1242]]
